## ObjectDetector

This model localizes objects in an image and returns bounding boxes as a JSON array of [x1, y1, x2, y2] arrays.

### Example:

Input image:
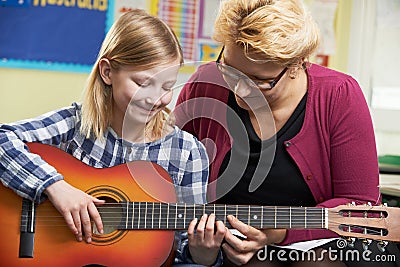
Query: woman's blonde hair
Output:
[[81, 9, 183, 140], [213, 0, 320, 67]]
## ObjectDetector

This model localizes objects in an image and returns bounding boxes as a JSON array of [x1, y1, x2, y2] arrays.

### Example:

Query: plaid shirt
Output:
[[0, 102, 214, 265]]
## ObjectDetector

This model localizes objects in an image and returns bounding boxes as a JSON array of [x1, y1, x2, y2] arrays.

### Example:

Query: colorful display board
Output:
[[0, 0, 114, 72]]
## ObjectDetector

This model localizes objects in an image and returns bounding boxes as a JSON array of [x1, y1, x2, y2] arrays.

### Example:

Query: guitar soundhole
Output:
[[96, 196, 123, 235], [87, 186, 130, 246]]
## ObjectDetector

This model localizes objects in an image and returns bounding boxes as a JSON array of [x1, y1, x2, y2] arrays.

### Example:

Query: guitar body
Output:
[[0, 143, 177, 267]]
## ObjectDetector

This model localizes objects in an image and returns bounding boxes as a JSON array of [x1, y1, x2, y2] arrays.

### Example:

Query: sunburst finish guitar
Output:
[[0, 143, 399, 266]]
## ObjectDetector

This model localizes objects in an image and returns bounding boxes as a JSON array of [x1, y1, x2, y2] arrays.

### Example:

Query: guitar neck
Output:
[[103, 202, 327, 230]]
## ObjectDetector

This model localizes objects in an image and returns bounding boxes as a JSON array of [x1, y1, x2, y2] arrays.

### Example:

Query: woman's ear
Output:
[[98, 58, 112, 85]]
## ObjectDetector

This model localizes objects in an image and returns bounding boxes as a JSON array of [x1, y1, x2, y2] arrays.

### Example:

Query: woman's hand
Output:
[[222, 215, 287, 266], [44, 180, 105, 243], [187, 213, 226, 266]]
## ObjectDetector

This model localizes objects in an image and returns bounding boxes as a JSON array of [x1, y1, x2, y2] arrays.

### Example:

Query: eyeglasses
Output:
[[216, 46, 288, 91]]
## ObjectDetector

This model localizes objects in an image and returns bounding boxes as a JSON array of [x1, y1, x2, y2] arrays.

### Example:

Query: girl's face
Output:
[[100, 59, 180, 127]]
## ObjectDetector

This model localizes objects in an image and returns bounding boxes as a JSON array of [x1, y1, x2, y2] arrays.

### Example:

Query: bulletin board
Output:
[[0, 0, 221, 73], [0, 0, 115, 73]]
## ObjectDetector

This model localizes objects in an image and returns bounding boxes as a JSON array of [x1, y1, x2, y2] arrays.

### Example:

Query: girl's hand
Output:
[[222, 215, 287, 266], [187, 213, 226, 266], [44, 180, 105, 243]]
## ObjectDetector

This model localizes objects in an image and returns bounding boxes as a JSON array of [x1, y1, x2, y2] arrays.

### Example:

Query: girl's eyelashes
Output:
[[135, 80, 150, 87], [163, 81, 177, 91], [162, 87, 173, 92], [134, 77, 176, 90]]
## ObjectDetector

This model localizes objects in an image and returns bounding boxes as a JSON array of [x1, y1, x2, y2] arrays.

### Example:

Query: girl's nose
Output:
[[145, 95, 162, 107]]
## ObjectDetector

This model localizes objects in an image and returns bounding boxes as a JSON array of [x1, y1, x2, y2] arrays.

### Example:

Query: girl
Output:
[[0, 9, 208, 265]]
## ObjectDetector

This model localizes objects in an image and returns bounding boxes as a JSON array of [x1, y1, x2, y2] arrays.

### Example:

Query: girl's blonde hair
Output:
[[81, 9, 183, 140], [213, 0, 320, 67]]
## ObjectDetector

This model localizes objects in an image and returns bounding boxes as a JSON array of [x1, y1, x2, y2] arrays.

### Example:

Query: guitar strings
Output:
[[19, 205, 388, 236]]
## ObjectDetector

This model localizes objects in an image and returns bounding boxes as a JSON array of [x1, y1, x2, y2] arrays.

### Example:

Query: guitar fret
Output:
[[304, 207, 307, 228], [248, 206, 250, 225], [261, 206, 264, 228], [175, 204, 178, 229], [224, 205, 227, 225], [145, 202, 147, 229], [321, 210, 328, 229], [289, 207, 292, 228], [274, 206, 277, 228], [324, 208, 328, 229], [138, 202, 141, 229], [166, 203, 169, 229], [151, 202, 154, 229], [125, 202, 129, 229], [184, 203, 186, 229], [132, 202, 135, 229], [236, 205, 238, 218], [159, 202, 162, 229]]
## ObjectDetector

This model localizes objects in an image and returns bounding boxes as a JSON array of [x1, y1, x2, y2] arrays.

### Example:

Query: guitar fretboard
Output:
[[98, 202, 327, 230]]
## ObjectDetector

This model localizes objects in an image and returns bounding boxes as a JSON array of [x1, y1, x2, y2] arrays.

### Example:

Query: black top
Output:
[[216, 92, 316, 206]]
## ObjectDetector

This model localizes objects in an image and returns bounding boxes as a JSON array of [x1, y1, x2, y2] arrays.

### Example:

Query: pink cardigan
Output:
[[174, 62, 381, 245]]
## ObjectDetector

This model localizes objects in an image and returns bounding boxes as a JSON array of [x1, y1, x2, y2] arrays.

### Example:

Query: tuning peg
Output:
[[351, 201, 356, 206], [362, 239, 372, 250], [377, 241, 388, 253], [367, 202, 372, 206], [346, 237, 356, 248]]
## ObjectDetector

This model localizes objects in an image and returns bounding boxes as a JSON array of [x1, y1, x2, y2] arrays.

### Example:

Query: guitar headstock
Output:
[[328, 204, 400, 242]]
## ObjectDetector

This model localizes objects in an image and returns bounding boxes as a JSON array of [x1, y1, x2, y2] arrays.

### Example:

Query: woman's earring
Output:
[[289, 68, 298, 79]]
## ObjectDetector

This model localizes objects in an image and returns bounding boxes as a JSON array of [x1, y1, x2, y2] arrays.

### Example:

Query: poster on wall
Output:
[[157, 0, 198, 62], [0, 0, 114, 73], [197, 0, 221, 63], [155, 0, 221, 69]]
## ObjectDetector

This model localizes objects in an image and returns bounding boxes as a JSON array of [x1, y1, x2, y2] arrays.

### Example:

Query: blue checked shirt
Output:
[[0, 103, 221, 265]]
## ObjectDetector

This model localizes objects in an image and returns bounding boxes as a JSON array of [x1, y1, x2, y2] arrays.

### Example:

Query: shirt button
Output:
[[306, 175, 313, 181], [284, 141, 292, 147], [319, 197, 324, 202]]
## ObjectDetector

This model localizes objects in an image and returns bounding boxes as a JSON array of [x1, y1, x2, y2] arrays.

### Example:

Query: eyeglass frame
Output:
[[215, 46, 288, 90]]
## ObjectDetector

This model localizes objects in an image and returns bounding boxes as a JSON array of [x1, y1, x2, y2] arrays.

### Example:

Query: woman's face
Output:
[[101, 59, 181, 126], [221, 44, 289, 111]]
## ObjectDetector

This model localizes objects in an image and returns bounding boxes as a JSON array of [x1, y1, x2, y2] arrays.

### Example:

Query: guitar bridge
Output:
[[19, 198, 36, 258]]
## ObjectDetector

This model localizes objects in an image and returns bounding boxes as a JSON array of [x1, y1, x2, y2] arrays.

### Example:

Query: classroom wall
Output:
[[0, 0, 352, 123], [0, 68, 87, 122], [6, 0, 395, 157]]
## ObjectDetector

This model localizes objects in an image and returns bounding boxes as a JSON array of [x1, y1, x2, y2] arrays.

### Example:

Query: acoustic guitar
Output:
[[0, 143, 399, 267]]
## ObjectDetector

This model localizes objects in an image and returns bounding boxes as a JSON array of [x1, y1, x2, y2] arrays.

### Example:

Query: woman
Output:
[[0, 9, 209, 265], [174, 0, 400, 266]]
